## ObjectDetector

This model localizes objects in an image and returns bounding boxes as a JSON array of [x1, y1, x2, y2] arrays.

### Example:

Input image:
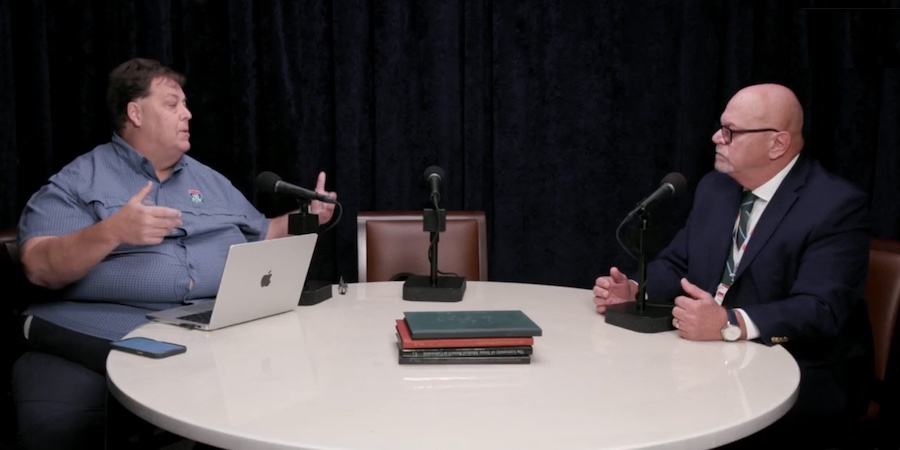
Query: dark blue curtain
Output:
[[2, 0, 898, 288]]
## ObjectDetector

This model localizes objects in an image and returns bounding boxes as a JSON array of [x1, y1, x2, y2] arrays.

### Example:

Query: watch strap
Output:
[[726, 308, 738, 326], [721, 308, 741, 342]]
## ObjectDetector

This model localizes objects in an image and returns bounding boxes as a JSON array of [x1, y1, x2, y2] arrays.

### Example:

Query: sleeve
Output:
[[234, 193, 270, 242], [214, 174, 270, 242], [644, 227, 690, 304], [18, 169, 96, 244], [744, 188, 870, 344]]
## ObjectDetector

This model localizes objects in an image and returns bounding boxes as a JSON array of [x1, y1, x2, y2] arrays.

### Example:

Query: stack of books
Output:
[[394, 310, 543, 365]]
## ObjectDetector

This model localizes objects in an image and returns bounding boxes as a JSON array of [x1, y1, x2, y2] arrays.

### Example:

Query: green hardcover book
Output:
[[403, 310, 542, 339]]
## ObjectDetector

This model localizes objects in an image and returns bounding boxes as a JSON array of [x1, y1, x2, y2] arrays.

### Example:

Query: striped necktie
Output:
[[720, 190, 757, 286]]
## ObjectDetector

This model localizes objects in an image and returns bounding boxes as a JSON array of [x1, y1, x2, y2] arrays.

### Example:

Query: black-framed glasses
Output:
[[718, 125, 780, 145]]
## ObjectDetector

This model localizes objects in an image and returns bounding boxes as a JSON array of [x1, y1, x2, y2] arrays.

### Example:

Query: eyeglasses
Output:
[[718, 125, 780, 145]]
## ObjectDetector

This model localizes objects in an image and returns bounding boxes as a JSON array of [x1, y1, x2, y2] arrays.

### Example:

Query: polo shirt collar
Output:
[[109, 133, 188, 181]]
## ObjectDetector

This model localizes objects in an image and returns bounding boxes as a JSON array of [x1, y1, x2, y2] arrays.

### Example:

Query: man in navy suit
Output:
[[593, 83, 872, 447]]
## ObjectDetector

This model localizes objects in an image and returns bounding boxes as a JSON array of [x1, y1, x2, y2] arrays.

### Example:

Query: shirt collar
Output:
[[750, 154, 799, 202], [110, 133, 188, 180]]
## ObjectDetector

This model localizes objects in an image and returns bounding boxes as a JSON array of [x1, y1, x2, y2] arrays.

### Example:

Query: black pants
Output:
[[10, 316, 219, 450], [20, 315, 111, 373], [10, 316, 155, 450], [11, 316, 110, 450]]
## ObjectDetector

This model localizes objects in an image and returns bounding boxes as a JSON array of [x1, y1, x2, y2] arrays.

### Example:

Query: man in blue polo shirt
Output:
[[12, 57, 337, 450]]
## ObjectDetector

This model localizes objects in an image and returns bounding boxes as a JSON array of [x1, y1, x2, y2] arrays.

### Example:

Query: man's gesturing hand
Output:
[[111, 182, 183, 245]]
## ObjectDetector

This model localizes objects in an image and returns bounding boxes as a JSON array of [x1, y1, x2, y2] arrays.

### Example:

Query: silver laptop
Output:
[[146, 233, 319, 331]]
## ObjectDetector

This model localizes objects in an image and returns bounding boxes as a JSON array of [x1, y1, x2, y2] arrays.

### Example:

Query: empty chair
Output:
[[356, 211, 487, 282]]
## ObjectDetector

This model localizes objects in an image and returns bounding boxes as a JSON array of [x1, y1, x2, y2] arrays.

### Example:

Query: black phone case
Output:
[[110, 337, 187, 359]]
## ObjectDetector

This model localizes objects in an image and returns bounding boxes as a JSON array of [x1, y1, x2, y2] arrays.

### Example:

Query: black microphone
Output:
[[256, 171, 335, 204], [423, 165, 445, 203], [624, 172, 687, 221]]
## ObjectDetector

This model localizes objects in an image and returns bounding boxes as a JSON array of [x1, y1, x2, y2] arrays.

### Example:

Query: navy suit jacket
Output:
[[646, 154, 872, 415]]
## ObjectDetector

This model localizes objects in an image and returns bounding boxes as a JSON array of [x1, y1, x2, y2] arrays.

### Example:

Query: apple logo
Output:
[[260, 270, 272, 287]]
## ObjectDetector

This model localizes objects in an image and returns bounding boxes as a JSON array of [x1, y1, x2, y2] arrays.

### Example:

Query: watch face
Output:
[[722, 325, 741, 341]]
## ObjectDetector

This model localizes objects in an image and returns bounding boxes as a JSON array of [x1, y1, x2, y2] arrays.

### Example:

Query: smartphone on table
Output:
[[110, 336, 187, 359]]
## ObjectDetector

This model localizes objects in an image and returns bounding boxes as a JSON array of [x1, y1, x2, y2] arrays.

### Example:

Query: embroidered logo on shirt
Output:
[[189, 189, 203, 203]]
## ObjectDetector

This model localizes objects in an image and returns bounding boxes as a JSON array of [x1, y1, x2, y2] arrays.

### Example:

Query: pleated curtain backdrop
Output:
[[1, 0, 898, 287]]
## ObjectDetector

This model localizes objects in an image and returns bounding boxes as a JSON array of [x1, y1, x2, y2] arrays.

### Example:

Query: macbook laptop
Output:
[[146, 233, 318, 331]]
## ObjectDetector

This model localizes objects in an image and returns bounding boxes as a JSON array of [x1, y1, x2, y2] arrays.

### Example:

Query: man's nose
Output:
[[711, 129, 725, 144]]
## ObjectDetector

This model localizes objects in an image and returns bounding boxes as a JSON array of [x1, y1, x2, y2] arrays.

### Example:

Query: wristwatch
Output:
[[720, 309, 741, 342]]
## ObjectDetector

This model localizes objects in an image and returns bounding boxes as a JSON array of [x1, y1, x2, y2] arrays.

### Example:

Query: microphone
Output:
[[423, 165, 445, 203], [256, 171, 335, 204], [403, 164, 466, 303], [606, 171, 687, 334], [623, 172, 687, 221]]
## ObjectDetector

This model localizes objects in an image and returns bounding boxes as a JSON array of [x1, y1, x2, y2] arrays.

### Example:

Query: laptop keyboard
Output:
[[177, 310, 213, 324]]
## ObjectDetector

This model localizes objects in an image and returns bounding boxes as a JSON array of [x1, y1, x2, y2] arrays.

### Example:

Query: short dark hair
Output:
[[106, 58, 186, 132]]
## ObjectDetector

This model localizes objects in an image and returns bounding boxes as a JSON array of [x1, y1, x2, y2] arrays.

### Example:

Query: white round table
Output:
[[107, 281, 799, 449]]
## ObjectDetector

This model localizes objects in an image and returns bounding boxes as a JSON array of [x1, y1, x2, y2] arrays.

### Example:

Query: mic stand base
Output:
[[299, 280, 332, 306], [402, 275, 466, 302], [289, 209, 332, 306], [604, 302, 675, 333]]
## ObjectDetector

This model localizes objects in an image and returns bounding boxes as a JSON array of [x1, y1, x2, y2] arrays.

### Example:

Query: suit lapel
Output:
[[734, 155, 810, 279]]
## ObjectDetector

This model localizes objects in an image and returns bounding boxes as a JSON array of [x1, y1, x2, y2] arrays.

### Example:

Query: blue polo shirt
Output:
[[18, 134, 270, 340]]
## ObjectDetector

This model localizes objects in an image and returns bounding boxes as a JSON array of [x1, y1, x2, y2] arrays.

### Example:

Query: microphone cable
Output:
[[316, 199, 342, 234]]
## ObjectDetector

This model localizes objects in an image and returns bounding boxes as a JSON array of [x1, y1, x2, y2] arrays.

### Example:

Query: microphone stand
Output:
[[635, 212, 649, 312], [429, 222, 439, 285], [604, 208, 675, 333], [402, 202, 466, 302], [288, 199, 332, 306]]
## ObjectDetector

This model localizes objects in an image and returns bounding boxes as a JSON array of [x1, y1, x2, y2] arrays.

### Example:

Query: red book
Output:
[[396, 319, 534, 349]]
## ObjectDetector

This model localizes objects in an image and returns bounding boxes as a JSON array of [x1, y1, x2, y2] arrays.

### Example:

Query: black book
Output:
[[398, 351, 531, 365], [396, 341, 532, 358]]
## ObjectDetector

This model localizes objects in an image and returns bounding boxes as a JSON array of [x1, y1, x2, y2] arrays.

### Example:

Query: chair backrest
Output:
[[1, 228, 19, 268], [356, 211, 487, 282], [872, 237, 900, 254], [1, 228, 27, 301], [866, 240, 900, 383], [863, 238, 900, 421]]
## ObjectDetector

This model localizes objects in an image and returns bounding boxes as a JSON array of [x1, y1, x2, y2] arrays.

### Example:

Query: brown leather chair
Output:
[[861, 237, 900, 422], [356, 211, 487, 282], [871, 237, 900, 254]]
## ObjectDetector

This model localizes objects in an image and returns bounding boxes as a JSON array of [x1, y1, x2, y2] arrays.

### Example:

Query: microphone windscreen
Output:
[[661, 172, 687, 198], [423, 165, 445, 182], [256, 171, 282, 194]]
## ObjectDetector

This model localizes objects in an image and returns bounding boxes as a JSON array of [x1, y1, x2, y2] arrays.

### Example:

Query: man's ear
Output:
[[769, 131, 790, 160], [126, 102, 141, 127]]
